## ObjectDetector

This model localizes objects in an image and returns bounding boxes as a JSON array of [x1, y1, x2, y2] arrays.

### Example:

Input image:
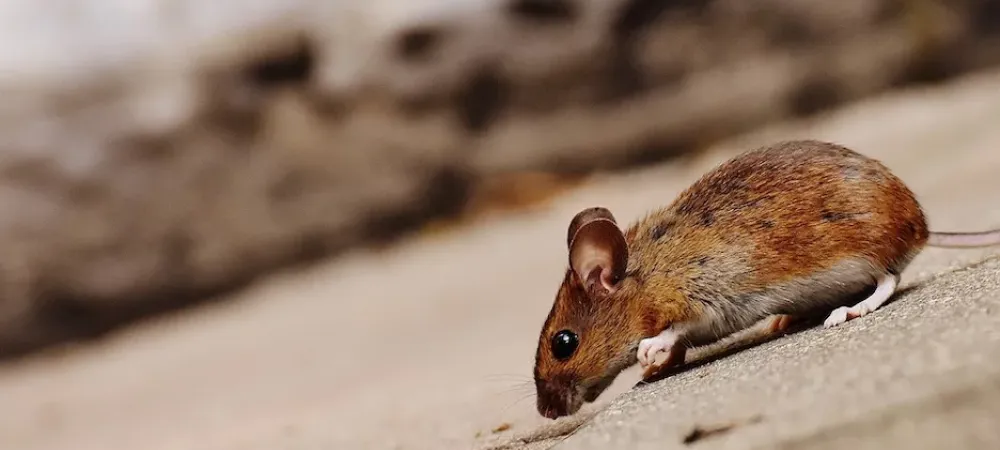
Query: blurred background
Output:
[[0, 1, 999, 449]]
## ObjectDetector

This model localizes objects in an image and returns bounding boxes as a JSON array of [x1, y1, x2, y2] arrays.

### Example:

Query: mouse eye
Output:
[[550, 330, 579, 360]]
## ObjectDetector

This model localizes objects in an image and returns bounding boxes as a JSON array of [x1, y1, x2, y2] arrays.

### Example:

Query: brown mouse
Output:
[[532, 139, 1000, 419]]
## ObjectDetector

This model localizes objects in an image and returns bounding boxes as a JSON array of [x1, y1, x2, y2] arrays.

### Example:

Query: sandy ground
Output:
[[2, 70, 1000, 450]]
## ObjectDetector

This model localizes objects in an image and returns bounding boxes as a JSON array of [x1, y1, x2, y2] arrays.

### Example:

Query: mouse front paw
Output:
[[637, 329, 680, 367], [637, 338, 666, 367]]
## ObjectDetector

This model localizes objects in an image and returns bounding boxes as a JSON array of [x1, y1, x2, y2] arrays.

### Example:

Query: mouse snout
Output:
[[538, 401, 566, 420], [535, 378, 583, 419]]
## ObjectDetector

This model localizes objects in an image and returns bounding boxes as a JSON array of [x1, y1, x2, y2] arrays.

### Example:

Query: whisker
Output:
[[497, 385, 535, 395], [490, 388, 534, 400], [483, 376, 533, 388], [498, 391, 538, 416], [484, 373, 533, 380], [485, 379, 535, 397]]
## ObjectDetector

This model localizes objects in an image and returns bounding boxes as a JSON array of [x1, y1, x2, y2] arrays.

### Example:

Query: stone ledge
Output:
[[488, 256, 1000, 449]]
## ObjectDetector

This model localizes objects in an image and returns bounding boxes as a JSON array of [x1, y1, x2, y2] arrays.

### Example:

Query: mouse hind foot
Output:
[[767, 314, 795, 334], [823, 272, 899, 328]]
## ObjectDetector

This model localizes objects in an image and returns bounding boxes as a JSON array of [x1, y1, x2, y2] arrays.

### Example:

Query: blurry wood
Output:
[[420, 171, 590, 236]]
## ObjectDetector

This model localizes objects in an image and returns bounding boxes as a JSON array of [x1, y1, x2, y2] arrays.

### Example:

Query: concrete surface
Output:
[[2, 69, 1000, 450], [548, 257, 1000, 449]]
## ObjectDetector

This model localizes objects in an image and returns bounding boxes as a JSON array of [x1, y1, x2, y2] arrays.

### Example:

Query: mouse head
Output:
[[533, 207, 646, 419]]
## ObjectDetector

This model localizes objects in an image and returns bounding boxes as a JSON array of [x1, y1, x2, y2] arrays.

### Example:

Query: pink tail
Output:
[[927, 230, 1000, 248]]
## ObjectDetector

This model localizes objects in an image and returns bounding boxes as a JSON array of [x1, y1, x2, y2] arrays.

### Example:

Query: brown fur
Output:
[[630, 140, 928, 290], [534, 140, 931, 419]]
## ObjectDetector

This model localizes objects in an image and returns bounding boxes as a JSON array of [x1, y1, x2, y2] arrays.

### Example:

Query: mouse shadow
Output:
[[634, 283, 919, 387]]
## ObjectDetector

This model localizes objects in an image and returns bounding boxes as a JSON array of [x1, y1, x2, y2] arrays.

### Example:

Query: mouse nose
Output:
[[535, 385, 569, 419], [537, 401, 566, 419]]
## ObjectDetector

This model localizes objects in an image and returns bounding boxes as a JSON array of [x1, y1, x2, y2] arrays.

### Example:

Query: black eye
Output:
[[550, 330, 579, 360]]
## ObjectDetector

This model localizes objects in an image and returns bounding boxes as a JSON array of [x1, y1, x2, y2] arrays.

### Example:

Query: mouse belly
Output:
[[679, 256, 886, 347]]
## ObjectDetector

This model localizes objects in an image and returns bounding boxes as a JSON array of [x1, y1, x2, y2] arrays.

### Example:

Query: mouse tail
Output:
[[927, 230, 1000, 248]]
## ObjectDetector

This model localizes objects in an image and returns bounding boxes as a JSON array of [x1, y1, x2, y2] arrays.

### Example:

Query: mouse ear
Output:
[[567, 207, 628, 294]]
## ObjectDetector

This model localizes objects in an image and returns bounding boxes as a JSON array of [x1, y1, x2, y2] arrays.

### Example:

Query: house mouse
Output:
[[532, 139, 1000, 419]]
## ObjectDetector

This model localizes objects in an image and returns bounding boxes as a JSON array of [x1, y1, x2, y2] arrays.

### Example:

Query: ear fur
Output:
[[567, 207, 628, 294]]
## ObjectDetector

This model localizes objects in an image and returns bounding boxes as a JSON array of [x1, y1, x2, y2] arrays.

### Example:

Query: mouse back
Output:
[[627, 139, 929, 298]]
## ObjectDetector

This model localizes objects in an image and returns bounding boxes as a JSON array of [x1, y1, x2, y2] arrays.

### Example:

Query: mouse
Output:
[[532, 139, 1000, 419]]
